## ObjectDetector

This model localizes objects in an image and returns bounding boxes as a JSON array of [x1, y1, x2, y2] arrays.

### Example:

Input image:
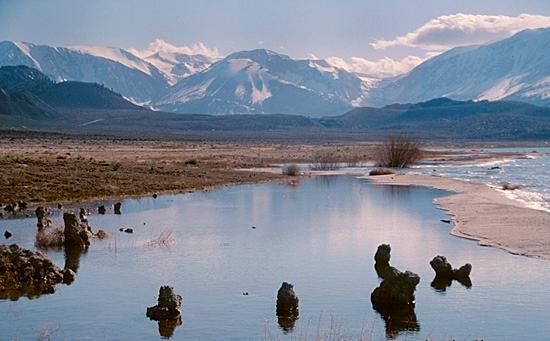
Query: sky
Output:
[[1, 0, 549, 77]]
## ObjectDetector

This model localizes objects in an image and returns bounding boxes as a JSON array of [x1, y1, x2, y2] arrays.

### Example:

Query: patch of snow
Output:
[[234, 84, 246, 99], [478, 76, 527, 101], [69, 45, 154, 76], [228, 59, 253, 74], [13, 42, 41, 70]]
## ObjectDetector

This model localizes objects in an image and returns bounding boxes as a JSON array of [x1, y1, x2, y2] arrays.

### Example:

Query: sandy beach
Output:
[[367, 173, 550, 260]]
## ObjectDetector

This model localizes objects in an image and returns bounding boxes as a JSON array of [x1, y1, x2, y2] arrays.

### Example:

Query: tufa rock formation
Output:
[[114, 202, 122, 214], [430, 256, 472, 290], [63, 212, 92, 250], [146, 286, 183, 320], [276, 282, 299, 332], [98, 205, 106, 214], [0, 244, 74, 300]]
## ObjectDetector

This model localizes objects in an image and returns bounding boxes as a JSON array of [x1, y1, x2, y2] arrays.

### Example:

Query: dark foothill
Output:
[[276, 282, 299, 332], [4, 230, 12, 239], [98, 205, 106, 214], [114, 202, 122, 214]]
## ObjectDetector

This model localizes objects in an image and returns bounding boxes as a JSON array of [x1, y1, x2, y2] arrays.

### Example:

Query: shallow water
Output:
[[1, 176, 550, 340], [416, 147, 550, 212]]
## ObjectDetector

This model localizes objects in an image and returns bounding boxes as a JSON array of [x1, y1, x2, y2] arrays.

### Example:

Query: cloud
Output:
[[326, 55, 425, 78], [129, 39, 222, 59], [371, 13, 550, 50]]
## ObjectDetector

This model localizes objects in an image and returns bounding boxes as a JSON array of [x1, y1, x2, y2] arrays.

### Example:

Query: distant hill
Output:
[[321, 98, 550, 139], [0, 66, 142, 122], [363, 28, 550, 107]]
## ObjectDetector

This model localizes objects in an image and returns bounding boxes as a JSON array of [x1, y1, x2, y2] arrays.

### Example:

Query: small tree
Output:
[[374, 134, 422, 168]]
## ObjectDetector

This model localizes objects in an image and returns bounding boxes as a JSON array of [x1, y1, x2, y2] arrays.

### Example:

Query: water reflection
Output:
[[374, 305, 419, 339], [157, 316, 182, 339], [64, 246, 85, 273], [431, 276, 472, 292]]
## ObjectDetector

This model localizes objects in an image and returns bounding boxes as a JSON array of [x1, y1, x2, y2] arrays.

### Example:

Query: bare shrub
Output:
[[311, 152, 340, 170], [282, 164, 300, 176], [374, 134, 422, 168], [369, 167, 395, 176], [147, 230, 175, 248], [35, 224, 64, 248]]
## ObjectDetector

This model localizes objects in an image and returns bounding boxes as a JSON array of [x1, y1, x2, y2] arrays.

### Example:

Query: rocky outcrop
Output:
[[63, 213, 91, 250], [429, 256, 472, 291], [374, 244, 391, 278], [147, 286, 182, 320], [0, 244, 73, 300], [4, 230, 12, 239], [35, 207, 48, 229], [430, 256, 472, 280], [98, 205, 106, 214], [114, 202, 122, 214], [146, 285, 183, 337], [276, 282, 299, 332], [371, 266, 420, 308]]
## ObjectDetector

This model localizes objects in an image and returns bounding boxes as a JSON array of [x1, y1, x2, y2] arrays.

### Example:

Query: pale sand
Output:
[[366, 174, 550, 260]]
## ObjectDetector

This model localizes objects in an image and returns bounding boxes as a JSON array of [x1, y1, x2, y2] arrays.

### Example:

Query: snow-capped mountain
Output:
[[129, 39, 219, 85], [156, 49, 365, 116], [363, 27, 550, 107], [0, 41, 169, 102]]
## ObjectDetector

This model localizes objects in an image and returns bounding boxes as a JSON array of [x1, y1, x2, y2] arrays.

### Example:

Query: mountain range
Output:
[[1, 65, 549, 140], [1, 27, 548, 116]]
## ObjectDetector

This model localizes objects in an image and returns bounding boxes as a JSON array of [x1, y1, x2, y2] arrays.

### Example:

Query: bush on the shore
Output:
[[311, 152, 340, 170], [282, 164, 300, 176], [369, 167, 395, 176], [374, 134, 422, 168], [502, 183, 522, 190]]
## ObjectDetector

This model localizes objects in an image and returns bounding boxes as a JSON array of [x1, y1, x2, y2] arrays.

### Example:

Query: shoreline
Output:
[[366, 173, 550, 260]]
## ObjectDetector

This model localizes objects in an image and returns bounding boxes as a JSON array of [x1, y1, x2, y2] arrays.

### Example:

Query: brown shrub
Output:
[[311, 152, 340, 170], [369, 167, 395, 176], [282, 164, 300, 176], [374, 134, 422, 168]]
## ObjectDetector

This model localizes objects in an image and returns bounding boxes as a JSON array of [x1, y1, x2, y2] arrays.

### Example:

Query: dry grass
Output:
[[146, 230, 176, 248], [374, 134, 422, 168], [0, 135, 380, 205], [369, 167, 395, 176]]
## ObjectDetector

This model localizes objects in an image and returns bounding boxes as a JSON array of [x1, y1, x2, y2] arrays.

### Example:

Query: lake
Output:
[[1, 176, 549, 340]]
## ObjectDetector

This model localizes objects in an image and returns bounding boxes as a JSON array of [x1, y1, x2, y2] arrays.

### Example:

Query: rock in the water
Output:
[[4, 230, 12, 239], [146, 286, 182, 320], [153, 193, 158, 199], [371, 266, 420, 308], [0, 244, 67, 299], [114, 202, 122, 215], [430, 255, 472, 282], [58, 203, 63, 209], [374, 244, 393, 278], [98, 205, 106, 214], [124, 228, 134, 234], [62, 268, 76, 284], [276, 282, 299, 332], [35, 207, 47, 229], [63, 213, 91, 250], [429, 256, 453, 278], [453, 263, 472, 280]]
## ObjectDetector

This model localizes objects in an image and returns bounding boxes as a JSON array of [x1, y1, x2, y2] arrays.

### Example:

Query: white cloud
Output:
[[326, 55, 425, 78], [129, 39, 222, 59], [371, 13, 550, 50]]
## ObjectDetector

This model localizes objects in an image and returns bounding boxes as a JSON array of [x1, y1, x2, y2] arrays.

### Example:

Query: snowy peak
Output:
[[363, 27, 550, 107]]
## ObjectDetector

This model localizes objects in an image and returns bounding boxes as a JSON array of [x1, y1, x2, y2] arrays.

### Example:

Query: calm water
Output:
[[416, 147, 550, 212], [1, 176, 550, 340]]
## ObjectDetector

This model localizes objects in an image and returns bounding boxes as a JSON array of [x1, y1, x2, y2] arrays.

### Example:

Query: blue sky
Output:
[[1, 0, 549, 76]]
